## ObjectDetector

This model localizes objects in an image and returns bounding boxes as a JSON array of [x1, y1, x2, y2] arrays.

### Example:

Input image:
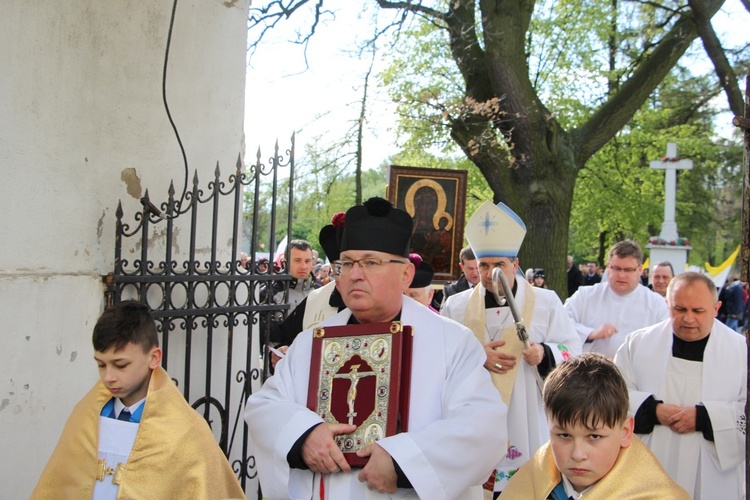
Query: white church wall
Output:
[[0, 0, 249, 496]]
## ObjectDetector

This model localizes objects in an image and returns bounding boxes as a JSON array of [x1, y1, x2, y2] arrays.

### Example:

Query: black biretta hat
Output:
[[408, 253, 434, 288], [340, 197, 412, 258], [318, 212, 345, 262]]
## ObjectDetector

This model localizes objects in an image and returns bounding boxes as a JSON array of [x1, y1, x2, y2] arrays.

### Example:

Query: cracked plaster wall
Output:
[[0, 1, 249, 496]]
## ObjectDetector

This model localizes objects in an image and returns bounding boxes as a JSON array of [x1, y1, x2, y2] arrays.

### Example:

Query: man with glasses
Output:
[[246, 197, 506, 499], [441, 200, 580, 497], [564, 240, 669, 358]]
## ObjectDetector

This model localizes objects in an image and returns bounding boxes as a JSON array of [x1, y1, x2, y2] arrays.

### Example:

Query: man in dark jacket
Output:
[[440, 246, 480, 304], [583, 262, 602, 286], [567, 255, 584, 298], [724, 275, 745, 332]]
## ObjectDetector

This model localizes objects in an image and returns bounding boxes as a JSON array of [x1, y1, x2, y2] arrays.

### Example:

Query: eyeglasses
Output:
[[609, 265, 639, 274], [332, 258, 407, 276]]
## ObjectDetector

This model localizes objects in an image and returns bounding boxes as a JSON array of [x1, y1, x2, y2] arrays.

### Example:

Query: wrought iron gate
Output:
[[103, 139, 295, 494]]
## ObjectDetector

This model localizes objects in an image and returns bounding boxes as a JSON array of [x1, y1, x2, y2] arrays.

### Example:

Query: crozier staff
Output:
[[442, 200, 581, 496]]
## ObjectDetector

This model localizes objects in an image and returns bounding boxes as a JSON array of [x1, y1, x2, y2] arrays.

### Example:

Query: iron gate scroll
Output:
[[103, 140, 295, 495]]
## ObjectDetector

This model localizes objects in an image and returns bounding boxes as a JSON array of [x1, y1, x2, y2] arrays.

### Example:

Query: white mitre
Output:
[[465, 200, 527, 258]]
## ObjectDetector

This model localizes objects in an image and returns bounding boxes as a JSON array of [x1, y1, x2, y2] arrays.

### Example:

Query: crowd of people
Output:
[[245, 197, 745, 499], [32, 196, 746, 499]]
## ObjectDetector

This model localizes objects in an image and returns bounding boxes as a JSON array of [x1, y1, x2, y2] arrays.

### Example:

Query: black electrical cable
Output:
[[161, 0, 189, 209]]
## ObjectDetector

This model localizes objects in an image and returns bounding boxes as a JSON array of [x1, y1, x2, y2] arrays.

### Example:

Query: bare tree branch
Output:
[[374, 0, 445, 21], [689, 0, 745, 116], [624, 0, 684, 16], [248, 0, 331, 68], [354, 38, 377, 204]]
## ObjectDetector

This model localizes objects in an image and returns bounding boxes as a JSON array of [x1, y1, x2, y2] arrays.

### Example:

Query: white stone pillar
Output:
[[646, 143, 694, 275], [649, 143, 693, 241]]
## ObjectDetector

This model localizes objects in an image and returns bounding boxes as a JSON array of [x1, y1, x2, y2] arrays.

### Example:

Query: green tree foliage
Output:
[[293, 139, 388, 257], [249, 0, 747, 296], [569, 68, 744, 269], [374, 0, 745, 294], [242, 138, 389, 260]]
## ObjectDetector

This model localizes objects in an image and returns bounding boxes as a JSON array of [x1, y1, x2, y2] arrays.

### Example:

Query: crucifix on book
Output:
[[650, 142, 693, 242], [307, 321, 412, 466], [333, 364, 376, 425]]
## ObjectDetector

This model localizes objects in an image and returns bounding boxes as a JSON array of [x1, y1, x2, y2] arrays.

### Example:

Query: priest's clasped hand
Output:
[[656, 403, 697, 434], [484, 340, 517, 374], [301, 422, 357, 474], [356, 443, 398, 493]]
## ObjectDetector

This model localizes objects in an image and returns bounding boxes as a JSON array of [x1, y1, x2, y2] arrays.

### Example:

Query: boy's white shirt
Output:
[[562, 475, 592, 499], [113, 396, 146, 419], [93, 396, 146, 500]]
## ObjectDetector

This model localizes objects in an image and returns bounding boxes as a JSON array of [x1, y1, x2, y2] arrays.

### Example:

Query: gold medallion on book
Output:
[[306, 321, 414, 467]]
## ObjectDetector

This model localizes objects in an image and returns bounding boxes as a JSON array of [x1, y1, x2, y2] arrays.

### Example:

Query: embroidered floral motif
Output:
[[496, 468, 520, 481], [557, 344, 571, 361], [506, 445, 523, 460]]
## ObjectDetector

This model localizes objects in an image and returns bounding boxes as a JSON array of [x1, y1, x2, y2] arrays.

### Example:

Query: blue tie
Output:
[[117, 408, 132, 422]]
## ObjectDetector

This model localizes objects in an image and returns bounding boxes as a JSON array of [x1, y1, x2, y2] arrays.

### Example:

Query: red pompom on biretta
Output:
[[331, 212, 346, 228]]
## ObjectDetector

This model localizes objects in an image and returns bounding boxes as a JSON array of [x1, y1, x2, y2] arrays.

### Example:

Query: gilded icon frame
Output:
[[387, 166, 468, 282]]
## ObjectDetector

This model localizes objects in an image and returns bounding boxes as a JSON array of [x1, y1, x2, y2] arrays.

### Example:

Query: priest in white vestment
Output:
[[442, 200, 581, 496], [245, 197, 507, 499], [564, 240, 668, 358], [614, 272, 746, 499]]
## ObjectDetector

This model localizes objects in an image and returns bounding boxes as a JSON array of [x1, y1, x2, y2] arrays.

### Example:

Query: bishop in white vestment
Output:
[[614, 272, 746, 499], [442, 200, 581, 494]]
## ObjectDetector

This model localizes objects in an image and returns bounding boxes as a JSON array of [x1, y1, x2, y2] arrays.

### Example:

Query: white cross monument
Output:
[[646, 142, 693, 276]]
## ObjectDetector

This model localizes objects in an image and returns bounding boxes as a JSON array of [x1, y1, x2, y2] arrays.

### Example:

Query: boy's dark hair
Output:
[[543, 353, 629, 430], [92, 300, 159, 353]]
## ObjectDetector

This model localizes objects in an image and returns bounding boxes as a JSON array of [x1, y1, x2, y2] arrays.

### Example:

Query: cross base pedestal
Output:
[[646, 243, 691, 277]]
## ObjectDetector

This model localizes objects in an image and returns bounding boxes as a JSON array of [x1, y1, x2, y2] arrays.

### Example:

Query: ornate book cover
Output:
[[306, 321, 414, 467]]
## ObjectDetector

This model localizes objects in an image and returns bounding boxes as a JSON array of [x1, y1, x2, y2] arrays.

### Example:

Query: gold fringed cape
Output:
[[32, 366, 244, 500], [499, 437, 690, 499]]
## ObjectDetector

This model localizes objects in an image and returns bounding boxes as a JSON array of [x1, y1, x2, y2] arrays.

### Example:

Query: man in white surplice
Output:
[[614, 271, 746, 499], [245, 197, 507, 499], [564, 240, 669, 358], [442, 200, 581, 496]]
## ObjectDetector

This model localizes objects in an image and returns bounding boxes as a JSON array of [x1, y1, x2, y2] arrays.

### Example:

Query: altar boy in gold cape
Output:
[[32, 300, 244, 500], [500, 353, 688, 499]]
